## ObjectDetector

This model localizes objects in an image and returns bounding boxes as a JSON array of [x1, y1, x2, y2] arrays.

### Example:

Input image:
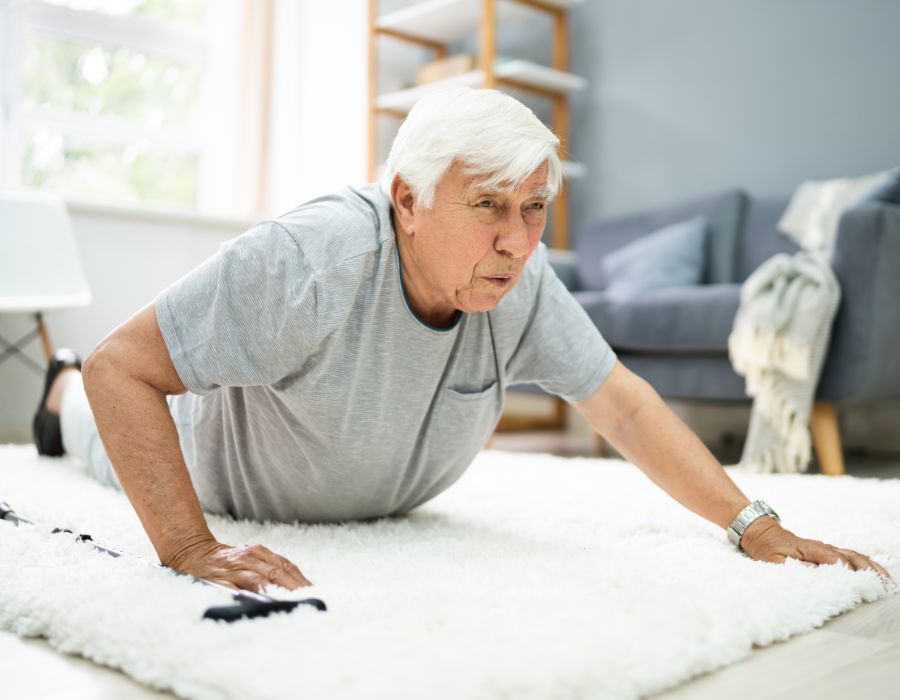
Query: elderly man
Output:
[[33, 87, 892, 594]]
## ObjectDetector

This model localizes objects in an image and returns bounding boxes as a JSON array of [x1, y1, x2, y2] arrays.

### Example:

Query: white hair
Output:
[[380, 87, 563, 210]]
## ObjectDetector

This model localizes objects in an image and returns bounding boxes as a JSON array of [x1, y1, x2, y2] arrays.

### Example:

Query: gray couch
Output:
[[536, 184, 900, 472]]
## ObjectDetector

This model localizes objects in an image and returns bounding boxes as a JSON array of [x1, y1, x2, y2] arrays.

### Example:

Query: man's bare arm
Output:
[[575, 361, 751, 530], [82, 302, 312, 591], [574, 360, 893, 584]]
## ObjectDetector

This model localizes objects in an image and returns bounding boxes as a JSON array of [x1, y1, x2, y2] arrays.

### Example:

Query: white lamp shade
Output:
[[0, 189, 93, 313]]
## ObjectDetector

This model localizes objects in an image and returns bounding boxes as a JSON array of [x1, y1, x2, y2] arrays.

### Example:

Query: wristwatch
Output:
[[727, 499, 780, 550]]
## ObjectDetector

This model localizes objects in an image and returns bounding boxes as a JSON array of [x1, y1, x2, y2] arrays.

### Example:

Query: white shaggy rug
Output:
[[0, 444, 897, 700]]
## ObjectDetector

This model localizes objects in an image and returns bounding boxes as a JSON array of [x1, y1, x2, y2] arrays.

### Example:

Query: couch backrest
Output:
[[735, 196, 801, 282], [573, 189, 746, 290]]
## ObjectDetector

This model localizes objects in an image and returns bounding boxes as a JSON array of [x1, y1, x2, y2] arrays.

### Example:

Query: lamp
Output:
[[0, 189, 92, 375]]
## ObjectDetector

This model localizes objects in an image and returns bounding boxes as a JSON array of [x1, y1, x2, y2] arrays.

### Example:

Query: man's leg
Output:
[[52, 369, 124, 491]]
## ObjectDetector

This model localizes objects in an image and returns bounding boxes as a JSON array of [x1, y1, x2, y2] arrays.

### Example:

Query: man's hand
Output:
[[739, 516, 895, 588], [165, 537, 314, 593]]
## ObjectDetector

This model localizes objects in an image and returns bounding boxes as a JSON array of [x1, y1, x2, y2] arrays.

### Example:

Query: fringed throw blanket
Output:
[[727, 167, 899, 473], [728, 252, 839, 472]]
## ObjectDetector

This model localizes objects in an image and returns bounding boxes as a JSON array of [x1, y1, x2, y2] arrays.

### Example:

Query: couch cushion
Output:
[[617, 353, 749, 401], [736, 197, 801, 282], [600, 216, 707, 295], [574, 189, 746, 290], [573, 284, 742, 353]]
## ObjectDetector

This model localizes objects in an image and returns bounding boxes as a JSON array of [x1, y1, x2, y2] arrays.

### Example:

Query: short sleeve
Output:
[[154, 221, 317, 394], [506, 248, 617, 403]]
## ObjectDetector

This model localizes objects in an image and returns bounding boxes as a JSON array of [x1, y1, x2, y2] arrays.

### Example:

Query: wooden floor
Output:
[[655, 594, 900, 699], [3, 430, 900, 700]]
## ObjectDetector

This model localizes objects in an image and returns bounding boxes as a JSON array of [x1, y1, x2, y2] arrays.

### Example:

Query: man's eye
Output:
[[477, 200, 494, 208], [530, 203, 545, 210]]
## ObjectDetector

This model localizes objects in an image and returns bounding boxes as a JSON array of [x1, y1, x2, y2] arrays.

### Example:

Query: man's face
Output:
[[395, 160, 550, 320]]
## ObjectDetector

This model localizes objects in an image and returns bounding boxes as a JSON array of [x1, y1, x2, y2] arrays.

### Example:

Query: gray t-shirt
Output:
[[155, 182, 616, 523]]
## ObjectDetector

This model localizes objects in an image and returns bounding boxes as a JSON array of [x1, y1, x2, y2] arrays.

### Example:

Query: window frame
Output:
[[0, 0, 216, 214]]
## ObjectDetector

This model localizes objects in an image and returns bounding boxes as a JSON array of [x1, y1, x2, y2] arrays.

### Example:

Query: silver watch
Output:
[[727, 500, 780, 549]]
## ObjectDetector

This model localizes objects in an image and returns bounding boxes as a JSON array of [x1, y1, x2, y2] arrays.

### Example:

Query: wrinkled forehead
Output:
[[462, 178, 553, 200]]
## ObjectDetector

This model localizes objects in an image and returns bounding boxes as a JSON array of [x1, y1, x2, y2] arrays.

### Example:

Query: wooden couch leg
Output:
[[810, 402, 845, 476]]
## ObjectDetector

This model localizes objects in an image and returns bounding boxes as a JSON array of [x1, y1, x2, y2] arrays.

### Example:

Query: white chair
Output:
[[0, 189, 92, 375]]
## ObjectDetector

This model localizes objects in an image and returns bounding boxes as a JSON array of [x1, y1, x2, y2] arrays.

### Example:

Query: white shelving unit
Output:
[[374, 60, 586, 111], [368, 0, 587, 250], [375, 0, 581, 44]]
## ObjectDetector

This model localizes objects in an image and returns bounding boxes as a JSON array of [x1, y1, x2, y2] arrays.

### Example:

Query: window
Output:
[[0, 0, 274, 219]]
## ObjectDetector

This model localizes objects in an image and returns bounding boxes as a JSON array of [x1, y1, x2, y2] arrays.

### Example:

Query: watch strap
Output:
[[727, 499, 780, 549]]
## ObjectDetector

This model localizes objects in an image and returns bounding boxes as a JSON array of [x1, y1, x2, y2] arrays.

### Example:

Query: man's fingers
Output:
[[836, 548, 894, 582], [821, 545, 881, 576], [209, 578, 240, 591], [758, 538, 893, 586], [230, 569, 271, 593], [836, 548, 871, 571], [248, 545, 313, 589], [169, 541, 313, 593], [213, 566, 304, 594], [798, 540, 849, 567], [798, 543, 894, 584], [263, 562, 313, 590], [267, 554, 313, 586]]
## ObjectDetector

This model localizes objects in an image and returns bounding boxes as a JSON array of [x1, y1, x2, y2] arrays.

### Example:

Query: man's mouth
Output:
[[482, 273, 515, 288]]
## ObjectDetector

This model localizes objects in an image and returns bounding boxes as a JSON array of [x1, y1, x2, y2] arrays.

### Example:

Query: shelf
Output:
[[375, 60, 586, 112], [376, 0, 583, 45], [369, 0, 582, 249]]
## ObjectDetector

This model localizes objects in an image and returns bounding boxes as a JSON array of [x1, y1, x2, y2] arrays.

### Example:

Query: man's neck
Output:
[[392, 213, 459, 329]]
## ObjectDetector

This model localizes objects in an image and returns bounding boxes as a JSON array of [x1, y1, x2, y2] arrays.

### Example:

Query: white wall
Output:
[[0, 204, 247, 441], [265, 0, 369, 216]]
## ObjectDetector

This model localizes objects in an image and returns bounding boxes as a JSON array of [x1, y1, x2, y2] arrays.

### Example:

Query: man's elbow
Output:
[[81, 338, 118, 398], [83, 302, 189, 400]]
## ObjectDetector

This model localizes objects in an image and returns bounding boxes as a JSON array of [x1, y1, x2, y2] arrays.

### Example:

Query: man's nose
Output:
[[495, 212, 532, 258]]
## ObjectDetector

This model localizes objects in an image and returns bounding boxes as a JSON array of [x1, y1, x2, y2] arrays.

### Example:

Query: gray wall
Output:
[[563, 0, 900, 453], [567, 0, 900, 229]]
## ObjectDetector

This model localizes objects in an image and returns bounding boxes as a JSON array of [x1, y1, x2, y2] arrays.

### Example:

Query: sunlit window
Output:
[[42, 0, 205, 25], [4, 0, 206, 210], [1, 0, 274, 217]]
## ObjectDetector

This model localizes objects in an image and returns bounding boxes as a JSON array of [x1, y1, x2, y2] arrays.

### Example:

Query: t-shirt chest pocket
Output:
[[437, 378, 501, 445], [446, 379, 498, 399]]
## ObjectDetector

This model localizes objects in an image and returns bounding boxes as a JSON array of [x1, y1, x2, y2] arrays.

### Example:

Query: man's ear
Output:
[[390, 175, 417, 235]]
